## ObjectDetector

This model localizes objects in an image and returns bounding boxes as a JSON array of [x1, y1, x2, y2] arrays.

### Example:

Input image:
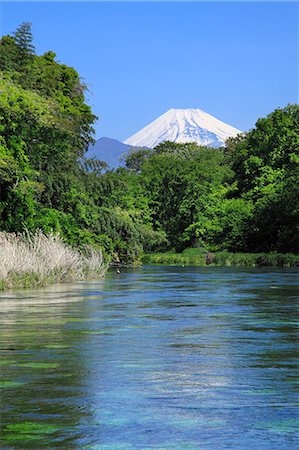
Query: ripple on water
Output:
[[0, 267, 299, 449]]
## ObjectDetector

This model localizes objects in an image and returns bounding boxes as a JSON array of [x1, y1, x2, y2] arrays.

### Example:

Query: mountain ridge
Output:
[[86, 137, 131, 168]]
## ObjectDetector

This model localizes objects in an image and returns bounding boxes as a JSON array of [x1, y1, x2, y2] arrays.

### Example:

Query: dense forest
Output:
[[0, 23, 298, 265]]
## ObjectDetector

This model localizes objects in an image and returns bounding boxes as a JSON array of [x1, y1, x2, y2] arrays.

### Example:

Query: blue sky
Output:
[[1, 1, 298, 140]]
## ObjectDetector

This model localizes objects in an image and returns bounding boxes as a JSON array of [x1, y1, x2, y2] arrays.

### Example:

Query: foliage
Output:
[[226, 105, 299, 252], [138, 143, 233, 251], [124, 147, 152, 172]]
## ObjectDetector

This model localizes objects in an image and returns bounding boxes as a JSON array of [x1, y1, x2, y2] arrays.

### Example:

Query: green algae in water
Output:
[[6, 421, 59, 434], [17, 362, 59, 369], [0, 360, 16, 366], [0, 381, 25, 388], [19, 319, 69, 325], [3, 421, 59, 443], [3, 433, 43, 443], [11, 330, 61, 337], [45, 344, 70, 349], [68, 317, 105, 323]]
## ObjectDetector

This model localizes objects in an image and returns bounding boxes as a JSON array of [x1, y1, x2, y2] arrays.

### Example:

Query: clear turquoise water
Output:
[[0, 266, 299, 449]]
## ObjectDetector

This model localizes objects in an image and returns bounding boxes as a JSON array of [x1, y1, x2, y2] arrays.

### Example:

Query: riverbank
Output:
[[142, 248, 299, 267], [0, 231, 106, 291]]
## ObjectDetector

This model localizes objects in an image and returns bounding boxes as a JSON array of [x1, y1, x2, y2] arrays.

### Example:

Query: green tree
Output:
[[124, 147, 152, 172], [226, 104, 299, 252], [139, 143, 231, 251], [13, 22, 35, 63], [0, 35, 19, 72]]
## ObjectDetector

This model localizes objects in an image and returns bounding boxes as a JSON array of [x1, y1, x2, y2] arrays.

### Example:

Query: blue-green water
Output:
[[0, 266, 299, 449]]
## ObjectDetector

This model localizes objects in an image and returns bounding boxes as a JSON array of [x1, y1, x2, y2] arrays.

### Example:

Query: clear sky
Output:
[[0, 1, 298, 140]]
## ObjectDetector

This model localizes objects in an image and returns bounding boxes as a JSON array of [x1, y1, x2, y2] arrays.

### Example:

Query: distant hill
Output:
[[86, 137, 132, 168]]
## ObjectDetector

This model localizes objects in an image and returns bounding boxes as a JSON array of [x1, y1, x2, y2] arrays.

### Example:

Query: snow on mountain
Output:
[[124, 108, 241, 148]]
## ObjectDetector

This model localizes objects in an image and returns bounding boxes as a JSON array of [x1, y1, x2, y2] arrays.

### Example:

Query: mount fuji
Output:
[[87, 108, 241, 168], [124, 108, 241, 149]]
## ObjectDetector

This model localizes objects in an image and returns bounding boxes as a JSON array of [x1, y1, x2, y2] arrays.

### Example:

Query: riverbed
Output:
[[1, 266, 299, 449]]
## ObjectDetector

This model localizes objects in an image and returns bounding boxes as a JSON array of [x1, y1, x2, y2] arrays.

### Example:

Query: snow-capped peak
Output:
[[124, 108, 241, 148]]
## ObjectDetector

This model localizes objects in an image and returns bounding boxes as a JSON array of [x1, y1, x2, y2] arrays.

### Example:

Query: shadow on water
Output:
[[0, 267, 299, 449]]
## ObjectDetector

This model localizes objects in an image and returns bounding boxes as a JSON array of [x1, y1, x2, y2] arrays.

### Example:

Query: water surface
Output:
[[0, 266, 299, 449]]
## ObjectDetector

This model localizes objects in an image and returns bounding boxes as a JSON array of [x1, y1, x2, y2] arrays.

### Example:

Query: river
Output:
[[0, 266, 299, 449]]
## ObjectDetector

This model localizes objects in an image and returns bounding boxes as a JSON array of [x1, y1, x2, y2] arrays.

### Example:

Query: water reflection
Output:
[[0, 267, 299, 448]]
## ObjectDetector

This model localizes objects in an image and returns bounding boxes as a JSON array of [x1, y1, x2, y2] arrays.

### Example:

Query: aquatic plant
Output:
[[0, 231, 106, 289]]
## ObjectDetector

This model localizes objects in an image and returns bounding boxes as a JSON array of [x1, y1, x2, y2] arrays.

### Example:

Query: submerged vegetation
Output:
[[0, 231, 105, 290], [0, 23, 298, 285]]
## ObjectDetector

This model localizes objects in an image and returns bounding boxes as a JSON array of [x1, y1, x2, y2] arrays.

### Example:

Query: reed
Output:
[[0, 231, 106, 290]]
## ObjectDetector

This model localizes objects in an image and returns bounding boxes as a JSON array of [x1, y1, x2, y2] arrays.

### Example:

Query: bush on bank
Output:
[[142, 249, 299, 267]]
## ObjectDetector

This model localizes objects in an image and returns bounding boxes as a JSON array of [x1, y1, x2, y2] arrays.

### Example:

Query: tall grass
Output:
[[142, 249, 299, 267], [0, 231, 106, 290]]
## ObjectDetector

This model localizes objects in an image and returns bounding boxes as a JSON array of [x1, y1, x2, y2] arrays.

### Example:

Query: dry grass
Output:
[[0, 231, 106, 290]]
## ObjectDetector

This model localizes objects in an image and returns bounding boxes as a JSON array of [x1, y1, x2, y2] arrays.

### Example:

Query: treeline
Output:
[[0, 23, 298, 264]]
